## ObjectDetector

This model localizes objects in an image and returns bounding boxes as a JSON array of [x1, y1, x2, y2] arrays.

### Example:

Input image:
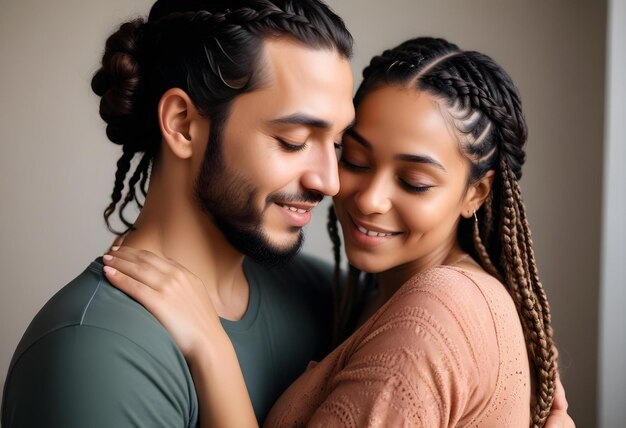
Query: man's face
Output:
[[195, 38, 355, 265]]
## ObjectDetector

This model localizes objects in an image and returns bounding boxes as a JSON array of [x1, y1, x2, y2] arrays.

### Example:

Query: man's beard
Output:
[[193, 117, 322, 266]]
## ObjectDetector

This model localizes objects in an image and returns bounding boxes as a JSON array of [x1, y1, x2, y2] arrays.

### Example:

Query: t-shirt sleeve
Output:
[[2, 325, 193, 428], [305, 268, 493, 427]]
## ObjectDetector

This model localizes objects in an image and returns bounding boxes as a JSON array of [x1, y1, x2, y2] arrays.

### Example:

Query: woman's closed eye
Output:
[[340, 156, 371, 171], [398, 172, 436, 194], [339, 148, 370, 170], [398, 178, 434, 193]]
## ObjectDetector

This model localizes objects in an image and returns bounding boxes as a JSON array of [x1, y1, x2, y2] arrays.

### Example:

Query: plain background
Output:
[[0, 1, 623, 426]]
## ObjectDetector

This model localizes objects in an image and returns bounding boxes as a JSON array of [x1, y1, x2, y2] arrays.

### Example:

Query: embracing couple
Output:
[[2, 1, 574, 427]]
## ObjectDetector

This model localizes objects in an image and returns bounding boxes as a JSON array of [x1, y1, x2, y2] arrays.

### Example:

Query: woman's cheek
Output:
[[337, 168, 360, 198], [398, 194, 444, 232]]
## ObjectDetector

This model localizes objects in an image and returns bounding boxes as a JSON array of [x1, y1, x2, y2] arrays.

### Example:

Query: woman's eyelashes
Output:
[[339, 156, 369, 171], [398, 179, 434, 193], [339, 147, 370, 170]]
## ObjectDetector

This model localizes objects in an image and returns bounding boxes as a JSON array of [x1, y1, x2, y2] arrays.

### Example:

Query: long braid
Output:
[[116, 152, 153, 230], [138, 153, 151, 199], [500, 160, 555, 426], [327, 204, 373, 345], [472, 210, 502, 281], [514, 178, 553, 336], [327, 205, 344, 342], [482, 192, 495, 240], [103, 149, 134, 233]]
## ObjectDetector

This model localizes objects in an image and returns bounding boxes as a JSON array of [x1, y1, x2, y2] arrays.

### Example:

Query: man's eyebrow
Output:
[[396, 154, 447, 172], [271, 114, 331, 130], [347, 129, 447, 172]]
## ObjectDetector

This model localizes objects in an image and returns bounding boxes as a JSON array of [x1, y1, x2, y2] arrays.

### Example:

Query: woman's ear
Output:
[[158, 88, 208, 160], [461, 169, 495, 218]]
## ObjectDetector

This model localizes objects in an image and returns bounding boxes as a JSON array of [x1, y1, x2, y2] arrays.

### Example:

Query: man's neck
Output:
[[120, 176, 250, 321]]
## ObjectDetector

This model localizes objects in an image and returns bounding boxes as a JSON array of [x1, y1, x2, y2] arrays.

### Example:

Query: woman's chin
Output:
[[345, 252, 389, 274]]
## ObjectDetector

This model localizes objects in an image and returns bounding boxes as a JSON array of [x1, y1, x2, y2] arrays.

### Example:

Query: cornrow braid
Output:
[[336, 37, 557, 425], [92, 0, 352, 234]]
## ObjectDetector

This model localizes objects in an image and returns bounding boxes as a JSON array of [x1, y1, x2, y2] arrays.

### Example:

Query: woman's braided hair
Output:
[[328, 37, 556, 427], [91, 0, 352, 233]]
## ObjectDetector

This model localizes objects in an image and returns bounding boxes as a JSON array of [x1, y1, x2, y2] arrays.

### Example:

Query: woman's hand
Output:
[[545, 373, 575, 428], [102, 246, 226, 364], [103, 246, 258, 427]]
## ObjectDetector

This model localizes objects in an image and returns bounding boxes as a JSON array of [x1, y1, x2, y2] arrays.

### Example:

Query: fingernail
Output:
[[111, 246, 119, 251], [103, 266, 116, 275], [103, 254, 113, 262]]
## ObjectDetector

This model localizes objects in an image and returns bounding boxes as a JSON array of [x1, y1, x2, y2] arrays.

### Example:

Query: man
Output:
[[2, 0, 354, 426]]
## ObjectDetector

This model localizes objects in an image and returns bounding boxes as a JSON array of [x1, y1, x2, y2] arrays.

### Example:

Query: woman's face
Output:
[[333, 85, 478, 275]]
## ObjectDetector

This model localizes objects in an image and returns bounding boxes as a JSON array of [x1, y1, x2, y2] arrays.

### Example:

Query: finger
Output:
[[545, 409, 575, 428], [111, 233, 127, 248], [545, 411, 562, 428], [113, 247, 195, 279], [107, 247, 171, 273], [103, 254, 165, 291], [552, 373, 569, 411], [103, 265, 158, 305], [109, 246, 173, 274]]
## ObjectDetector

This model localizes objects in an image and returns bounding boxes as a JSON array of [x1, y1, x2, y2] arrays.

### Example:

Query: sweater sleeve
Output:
[[306, 267, 497, 428]]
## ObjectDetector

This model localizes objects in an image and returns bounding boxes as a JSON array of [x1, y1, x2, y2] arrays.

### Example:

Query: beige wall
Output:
[[1, 1, 608, 425]]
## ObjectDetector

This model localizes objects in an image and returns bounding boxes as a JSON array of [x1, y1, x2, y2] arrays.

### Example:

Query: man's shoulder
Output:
[[3, 259, 197, 427], [11, 259, 179, 364]]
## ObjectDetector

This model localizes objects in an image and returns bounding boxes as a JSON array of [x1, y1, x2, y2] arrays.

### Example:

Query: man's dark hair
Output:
[[91, 0, 352, 233]]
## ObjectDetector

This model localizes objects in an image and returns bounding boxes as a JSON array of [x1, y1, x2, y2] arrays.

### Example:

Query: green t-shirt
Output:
[[2, 254, 333, 427]]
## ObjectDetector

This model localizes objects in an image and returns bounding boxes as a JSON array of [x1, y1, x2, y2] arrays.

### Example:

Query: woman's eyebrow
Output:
[[347, 129, 446, 172], [345, 128, 371, 148], [395, 154, 447, 172]]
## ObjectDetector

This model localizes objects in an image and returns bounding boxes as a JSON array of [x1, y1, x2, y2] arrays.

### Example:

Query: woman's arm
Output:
[[103, 246, 258, 428], [265, 268, 484, 427]]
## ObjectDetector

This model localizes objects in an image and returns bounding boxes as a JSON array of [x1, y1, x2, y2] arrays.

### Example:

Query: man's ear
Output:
[[461, 169, 495, 218], [158, 88, 207, 160]]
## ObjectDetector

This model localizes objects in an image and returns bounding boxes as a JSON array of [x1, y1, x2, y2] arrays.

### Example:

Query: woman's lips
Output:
[[347, 214, 401, 246]]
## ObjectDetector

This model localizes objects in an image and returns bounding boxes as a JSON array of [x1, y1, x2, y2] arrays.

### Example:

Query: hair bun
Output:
[[91, 19, 148, 150]]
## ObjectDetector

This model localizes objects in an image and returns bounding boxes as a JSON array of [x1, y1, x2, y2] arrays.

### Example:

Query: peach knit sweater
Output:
[[264, 266, 531, 427]]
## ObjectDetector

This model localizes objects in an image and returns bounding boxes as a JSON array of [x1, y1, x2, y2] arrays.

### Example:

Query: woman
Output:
[[104, 37, 560, 426]]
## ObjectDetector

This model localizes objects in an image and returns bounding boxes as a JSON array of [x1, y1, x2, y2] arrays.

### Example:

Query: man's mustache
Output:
[[267, 191, 324, 206]]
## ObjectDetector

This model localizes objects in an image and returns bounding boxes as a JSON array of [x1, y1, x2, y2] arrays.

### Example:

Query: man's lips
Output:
[[275, 201, 318, 214], [274, 201, 318, 228]]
